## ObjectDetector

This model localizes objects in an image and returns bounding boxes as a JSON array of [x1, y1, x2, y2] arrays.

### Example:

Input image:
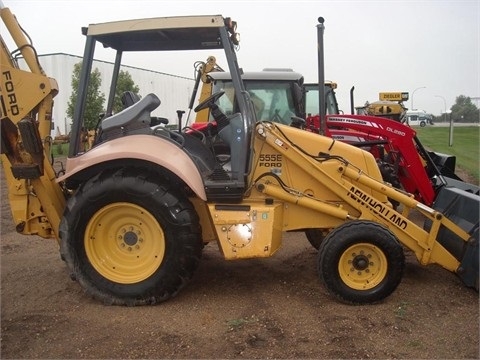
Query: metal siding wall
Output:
[[21, 54, 194, 135]]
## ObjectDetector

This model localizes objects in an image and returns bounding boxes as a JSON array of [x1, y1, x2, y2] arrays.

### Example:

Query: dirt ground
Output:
[[1, 163, 479, 359]]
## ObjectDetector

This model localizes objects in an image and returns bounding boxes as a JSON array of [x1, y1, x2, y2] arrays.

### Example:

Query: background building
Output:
[[25, 53, 195, 136]]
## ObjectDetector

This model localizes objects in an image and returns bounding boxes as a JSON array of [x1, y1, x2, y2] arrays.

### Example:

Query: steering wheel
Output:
[[194, 91, 225, 112]]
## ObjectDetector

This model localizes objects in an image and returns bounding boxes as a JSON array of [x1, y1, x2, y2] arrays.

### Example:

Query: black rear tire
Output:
[[318, 221, 405, 304], [305, 228, 328, 250], [59, 167, 202, 305]]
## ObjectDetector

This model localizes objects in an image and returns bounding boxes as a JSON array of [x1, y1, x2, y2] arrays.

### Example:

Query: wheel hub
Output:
[[123, 230, 139, 246], [117, 226, 144, 252], [351, 253, 370, 271]]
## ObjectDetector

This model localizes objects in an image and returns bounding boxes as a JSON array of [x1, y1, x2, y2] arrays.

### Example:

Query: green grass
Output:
[[415, 126, 479, 183]]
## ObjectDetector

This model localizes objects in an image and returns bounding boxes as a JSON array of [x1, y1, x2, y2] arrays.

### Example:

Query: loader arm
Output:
[[1, 3, 65, 240], [255, 122, 478, 290]]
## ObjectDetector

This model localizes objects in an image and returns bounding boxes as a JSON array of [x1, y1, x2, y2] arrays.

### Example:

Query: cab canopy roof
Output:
[[209, 70, 304, 82], [82, 15, 232, 51]]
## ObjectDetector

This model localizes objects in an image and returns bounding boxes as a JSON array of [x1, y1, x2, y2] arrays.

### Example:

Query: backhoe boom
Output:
[[1, 2, 65, 239]]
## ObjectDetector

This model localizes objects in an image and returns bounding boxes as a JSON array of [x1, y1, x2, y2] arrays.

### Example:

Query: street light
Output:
[[411, 86, 426, 110], [435, 95, 447, 122]]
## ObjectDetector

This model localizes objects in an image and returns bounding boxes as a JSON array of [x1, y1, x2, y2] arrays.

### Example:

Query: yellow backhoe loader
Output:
[[1, 6, 477, 306]]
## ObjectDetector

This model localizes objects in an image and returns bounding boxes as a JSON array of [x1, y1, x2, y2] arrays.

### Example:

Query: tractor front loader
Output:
[[1, 5, 477, 306]]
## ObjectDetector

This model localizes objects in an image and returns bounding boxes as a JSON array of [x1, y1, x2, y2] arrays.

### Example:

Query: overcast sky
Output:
[[2, 0, 479, 115]]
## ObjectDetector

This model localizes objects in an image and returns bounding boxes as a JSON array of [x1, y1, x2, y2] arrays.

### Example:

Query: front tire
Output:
[[318, 221, 405, 304], [59, 168, 202, 305]]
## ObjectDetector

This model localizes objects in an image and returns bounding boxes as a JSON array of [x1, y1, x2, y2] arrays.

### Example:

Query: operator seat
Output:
[[97, 93, 160, 143]]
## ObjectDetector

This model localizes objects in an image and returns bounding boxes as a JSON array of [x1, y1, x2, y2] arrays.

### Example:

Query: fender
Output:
[[57, 134, 207, 200]]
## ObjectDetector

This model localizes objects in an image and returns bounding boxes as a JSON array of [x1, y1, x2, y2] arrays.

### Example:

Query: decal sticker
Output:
[[259, 154, 282, 168]]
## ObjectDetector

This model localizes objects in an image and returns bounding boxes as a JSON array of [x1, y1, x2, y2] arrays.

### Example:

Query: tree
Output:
[[112, 70, 141, 114], [67, 62, 106, 131], [450, 95, 480, 123]]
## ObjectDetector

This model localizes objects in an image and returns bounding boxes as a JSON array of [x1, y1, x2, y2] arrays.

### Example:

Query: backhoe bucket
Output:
[[425, 186, 479, 290]]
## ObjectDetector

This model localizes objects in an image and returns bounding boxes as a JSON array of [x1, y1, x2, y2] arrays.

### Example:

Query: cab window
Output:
[[212, 80, 298, 125]]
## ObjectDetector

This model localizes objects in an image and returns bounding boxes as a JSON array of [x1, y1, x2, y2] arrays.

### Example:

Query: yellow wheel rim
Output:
[[85, 202, 165, 284], [338, 243, 388, 290]]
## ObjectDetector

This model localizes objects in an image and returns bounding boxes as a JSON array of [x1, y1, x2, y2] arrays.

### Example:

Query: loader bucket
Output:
[[424, 186, 479, 290], [427, 151, 461, 180], [441, 175, 480, 195]]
